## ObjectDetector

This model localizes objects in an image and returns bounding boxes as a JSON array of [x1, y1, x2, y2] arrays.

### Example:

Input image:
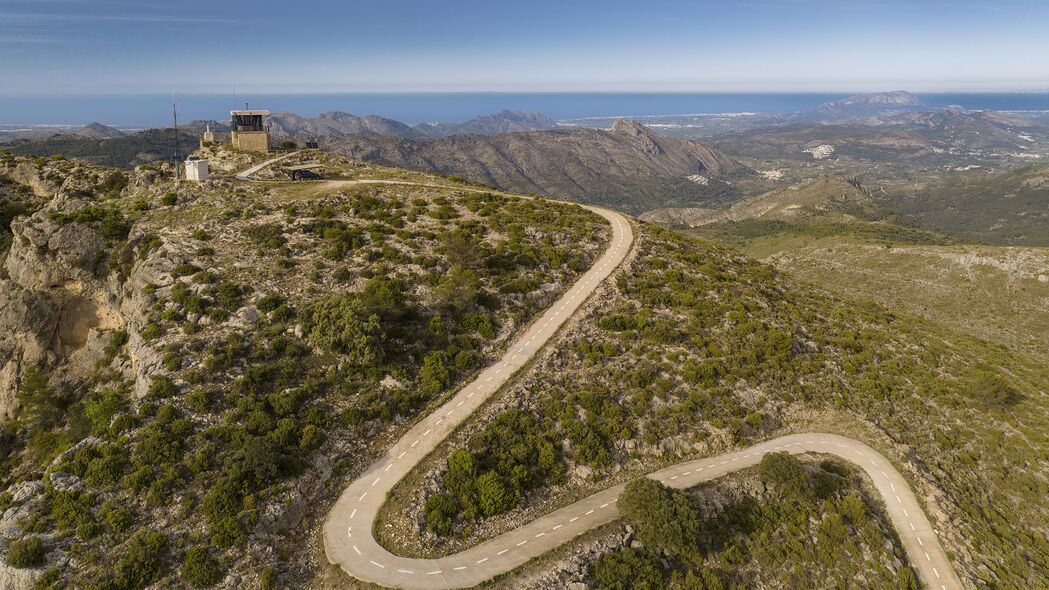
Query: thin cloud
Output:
[[0, 34, 67, 44], [0, 12, 238, 24]]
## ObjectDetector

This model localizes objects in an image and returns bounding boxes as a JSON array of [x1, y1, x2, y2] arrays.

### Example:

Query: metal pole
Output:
[[173, 99, 180, 187]]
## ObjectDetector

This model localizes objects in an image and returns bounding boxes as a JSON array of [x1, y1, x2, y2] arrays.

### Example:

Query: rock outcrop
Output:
[[0, 187, 155, 419]]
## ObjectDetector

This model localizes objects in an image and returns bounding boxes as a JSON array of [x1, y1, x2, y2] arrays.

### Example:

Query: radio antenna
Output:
[[172, 98, 180, 187]]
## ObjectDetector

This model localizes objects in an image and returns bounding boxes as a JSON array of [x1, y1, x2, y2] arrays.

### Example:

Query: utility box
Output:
[[230, 110, 270, 153], [185, 158, 209, 182]]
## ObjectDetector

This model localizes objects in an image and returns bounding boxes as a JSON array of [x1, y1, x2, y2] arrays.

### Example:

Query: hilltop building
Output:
[[231, 110, 270, 153], [184, 157, 209, 182]]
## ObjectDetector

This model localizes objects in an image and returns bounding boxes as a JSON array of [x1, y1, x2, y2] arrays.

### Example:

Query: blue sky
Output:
[[1, 0, 1047, 96]]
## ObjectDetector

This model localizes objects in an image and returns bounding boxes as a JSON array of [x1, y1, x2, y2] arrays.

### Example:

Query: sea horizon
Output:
[[1, 91, 1048, 128]]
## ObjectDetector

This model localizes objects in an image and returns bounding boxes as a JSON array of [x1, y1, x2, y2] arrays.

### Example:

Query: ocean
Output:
[[1, 92, 1047, 128]]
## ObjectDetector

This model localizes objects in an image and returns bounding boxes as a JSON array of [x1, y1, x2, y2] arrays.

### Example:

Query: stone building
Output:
[[230, 110, 270, 153]]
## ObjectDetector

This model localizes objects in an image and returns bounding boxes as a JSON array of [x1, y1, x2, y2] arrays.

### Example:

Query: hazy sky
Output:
[[1, 0, 1048, 95]]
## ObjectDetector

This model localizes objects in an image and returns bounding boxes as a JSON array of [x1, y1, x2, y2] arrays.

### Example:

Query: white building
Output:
[[185, 158, 209, 182]]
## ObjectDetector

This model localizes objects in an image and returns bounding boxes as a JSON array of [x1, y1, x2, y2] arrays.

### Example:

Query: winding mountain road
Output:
[[234, 157, 963, 589]]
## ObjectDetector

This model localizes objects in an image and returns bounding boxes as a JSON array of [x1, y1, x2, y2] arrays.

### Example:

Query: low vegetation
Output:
[[691, 217, 1049, 361], [592, 454, 918, 589], [405, 223, 1048, 588]]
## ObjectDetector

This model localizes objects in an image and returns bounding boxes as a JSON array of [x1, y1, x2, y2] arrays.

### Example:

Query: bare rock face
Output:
[[0, 191, 132, 419], [0, 162, 60, 199], [6, 194, 105, 289], [611, 119, 663, 156], [0, 481, 45, 590], [0, 563, 41, 590]]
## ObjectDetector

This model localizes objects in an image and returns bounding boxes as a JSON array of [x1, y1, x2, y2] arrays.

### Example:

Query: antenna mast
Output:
[[172, 99, 180, 187]]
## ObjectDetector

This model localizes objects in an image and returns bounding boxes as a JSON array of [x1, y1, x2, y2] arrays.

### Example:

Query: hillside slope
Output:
[[331, 120, 748, 213], [887, 162, 1049, 245], [641, 175, 885, 227], [4, 128, 200, 168], [0, 150, 610, 588], [675, 174, 1048, 360], [377, 221, 1049, 589]]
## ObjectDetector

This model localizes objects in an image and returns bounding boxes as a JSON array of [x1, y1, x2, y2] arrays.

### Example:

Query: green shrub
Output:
[[259, 567, 277, 590], [476, 472, 515, 516], [171, 263, 200, 277], [48, 489, 95, 532], [304, 294, 382, 364], [84, 388, 128, 434], [419, 352, 451, 394], [424, 493, 458, 536], [618, 478, 700, 557], [590, 547, 664, 590], [102, 501, 134, 534], [181, 546, 222, 587], [299, 424, 325, 452], [5, 536, 46, 568], [757, 452, 812, 499], [147, 375, 179, 399], [111, 529, 168, 590], [215, 281, 246, 310]]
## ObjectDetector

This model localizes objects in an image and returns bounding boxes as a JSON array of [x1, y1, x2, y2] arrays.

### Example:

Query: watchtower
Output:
[[230, 110, 270, 153]]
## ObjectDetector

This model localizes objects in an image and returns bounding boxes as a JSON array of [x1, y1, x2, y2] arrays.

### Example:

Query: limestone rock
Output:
[[0, 563, 42, 590]]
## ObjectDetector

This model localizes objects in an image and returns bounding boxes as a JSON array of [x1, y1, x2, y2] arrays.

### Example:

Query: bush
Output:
[[590, 547, 664, 590], [5, 536, 45, 568], [99, 529, 168, 590], [424, 493, 459, 536], [419, 352, 451, 394], [304, 294, 383, 364], [476, 472, 515, 516], [260, 567, 278, 590], [969, 369, 1022, 410], [102, 501, 135, 534], [84, 388, 128, 434], [181, 546, 222, 587], [618, 478, 700, 556], [215, 281, 246, 310], [757, 452, 812, 499], [147, 375, 179, 399]]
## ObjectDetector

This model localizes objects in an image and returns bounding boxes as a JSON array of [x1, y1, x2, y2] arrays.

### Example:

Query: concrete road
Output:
[[228, 160, 962, 590], [234, 151, 299, 181]]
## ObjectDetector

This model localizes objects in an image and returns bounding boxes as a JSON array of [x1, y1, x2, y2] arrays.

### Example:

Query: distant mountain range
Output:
[[2, 127, 200, 168], [4, 93, 1048, 218], [265, 109, 557, 140], [330, 119, 747, 213]]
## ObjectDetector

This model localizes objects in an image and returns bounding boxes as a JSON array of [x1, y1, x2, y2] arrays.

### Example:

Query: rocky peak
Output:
[[611, 120, 663, 155], [77, 122, 125, 139]]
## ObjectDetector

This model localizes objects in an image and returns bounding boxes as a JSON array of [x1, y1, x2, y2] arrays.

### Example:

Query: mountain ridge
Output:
[[330, 120, 747, 213]]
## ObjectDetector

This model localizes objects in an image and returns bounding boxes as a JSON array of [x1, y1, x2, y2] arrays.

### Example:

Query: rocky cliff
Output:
[[0, 161, 168, 422]]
